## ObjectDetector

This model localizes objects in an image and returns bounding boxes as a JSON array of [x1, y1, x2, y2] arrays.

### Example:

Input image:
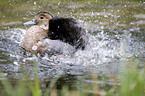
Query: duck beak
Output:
[[23, 19, 37, 26]]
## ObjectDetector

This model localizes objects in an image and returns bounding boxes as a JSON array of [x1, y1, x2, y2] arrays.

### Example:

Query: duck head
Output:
[[23, 11, 53, 27]]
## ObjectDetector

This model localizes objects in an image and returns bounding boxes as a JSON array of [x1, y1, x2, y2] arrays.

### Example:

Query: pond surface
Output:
[[0, 0, 145, 95]]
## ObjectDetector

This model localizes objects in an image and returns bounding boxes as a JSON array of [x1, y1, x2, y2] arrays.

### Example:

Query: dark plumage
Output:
[[48, 16, 88, 50]]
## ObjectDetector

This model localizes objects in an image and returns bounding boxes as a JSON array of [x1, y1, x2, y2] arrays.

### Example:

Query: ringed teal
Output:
[[23, 11, 88, 55]]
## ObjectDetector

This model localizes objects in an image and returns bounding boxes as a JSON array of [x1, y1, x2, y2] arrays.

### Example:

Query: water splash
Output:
[[0, 20, 144, 83]]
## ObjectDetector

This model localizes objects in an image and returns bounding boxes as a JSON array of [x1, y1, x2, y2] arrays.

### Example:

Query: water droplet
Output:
[[32, 45, 38, 51], [13, 61, 19, 66], [58, 2, 60, 5], [91, 11, 94, 16], [117, 15, 120, 17], [104, 15, 108, 17], [34, 1, 36, 5], [129, 29, 135, 31]]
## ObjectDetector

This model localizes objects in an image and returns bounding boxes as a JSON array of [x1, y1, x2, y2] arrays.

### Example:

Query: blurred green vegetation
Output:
[[0, 56, 144, 96]]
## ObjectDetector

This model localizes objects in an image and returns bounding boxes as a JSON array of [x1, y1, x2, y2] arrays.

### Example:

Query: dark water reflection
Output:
[[0, 0, 145, 95]]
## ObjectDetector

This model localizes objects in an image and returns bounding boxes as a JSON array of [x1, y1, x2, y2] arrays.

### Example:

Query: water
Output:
[[0, 0, 145, 94]]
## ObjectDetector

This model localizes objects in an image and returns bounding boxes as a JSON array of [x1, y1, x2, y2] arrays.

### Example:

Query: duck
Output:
[[23, 11, 88, 55]]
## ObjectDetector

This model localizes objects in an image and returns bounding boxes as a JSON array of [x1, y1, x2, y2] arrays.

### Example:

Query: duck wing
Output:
[[48, 16, 88, 50]]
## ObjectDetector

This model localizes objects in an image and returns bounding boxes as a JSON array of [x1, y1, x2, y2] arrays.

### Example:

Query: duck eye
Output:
[[40, 16, 44, 19]]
